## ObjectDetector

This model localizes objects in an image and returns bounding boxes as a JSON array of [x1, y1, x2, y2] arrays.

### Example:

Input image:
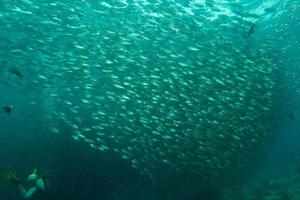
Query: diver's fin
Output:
[[0, 168, 20, 185]]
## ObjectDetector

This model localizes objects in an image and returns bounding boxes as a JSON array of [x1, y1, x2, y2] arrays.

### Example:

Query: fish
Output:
[[247, 23, 255, 36], [9, 68, 24, 78], [0, 0, 287, 191], [2, 105, 13, 114]]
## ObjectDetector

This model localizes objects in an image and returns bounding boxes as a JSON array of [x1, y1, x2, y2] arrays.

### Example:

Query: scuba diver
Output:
[[0, 168, 45, 199]]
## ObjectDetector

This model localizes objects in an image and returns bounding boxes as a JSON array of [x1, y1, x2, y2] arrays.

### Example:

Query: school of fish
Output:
[[0, 0, 295, 186]]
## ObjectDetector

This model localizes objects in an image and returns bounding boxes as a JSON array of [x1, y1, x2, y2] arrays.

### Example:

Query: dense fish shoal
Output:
[[0, 0, 288, 187]]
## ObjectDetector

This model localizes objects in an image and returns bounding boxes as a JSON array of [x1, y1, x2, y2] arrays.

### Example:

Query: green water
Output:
[[0, 0, 299, 199]]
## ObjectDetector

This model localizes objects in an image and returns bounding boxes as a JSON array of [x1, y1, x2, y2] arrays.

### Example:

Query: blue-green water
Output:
[[0, 0, 299, 199]]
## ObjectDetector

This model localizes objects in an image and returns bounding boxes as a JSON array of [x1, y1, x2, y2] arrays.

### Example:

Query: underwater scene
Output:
[[0, 0, 299, 199]]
